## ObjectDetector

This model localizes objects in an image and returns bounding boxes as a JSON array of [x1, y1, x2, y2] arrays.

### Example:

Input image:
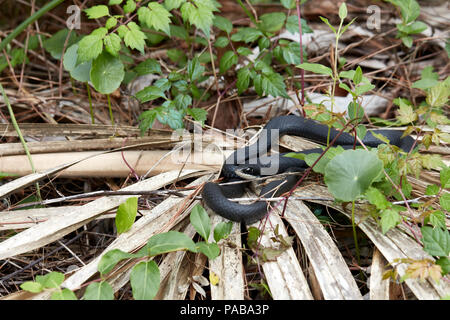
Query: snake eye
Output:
[[243, 167, 253, 174]]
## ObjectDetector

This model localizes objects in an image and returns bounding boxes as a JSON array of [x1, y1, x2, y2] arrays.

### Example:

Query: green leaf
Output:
[[397, 99, 417, 124], [187, 57, 205, 81], [436, 257, 450, 275], [347, 101, 364, 122], [123, 0, 136, 14], [282, 41, 302, 65], [401, 35, 413, 48], [386, 0, 420, 24], [259, 12, 286, 33], [425, 184, 440, 196], [426, 81, 450, 108], [77, 34, 104, 62], [286, 15, 313, 35], [84, 5, 109, 19], [237, 67, 251, 94], [135, 86, 166, 103], [219, 51, 238, 74], [353, 66, 363, 85], [262, 72, 289, 98], [135, 58, 161, 76], [140, 231, 197, 257], [324, 149, 384, 202], [440, 193, 450, 211], [397, 20, 427, 35], [440, 166, 450, 189], [214, 221, 233, 242], [20, 281, 44, 293], [167, 49, 187, 65], [213, 15, 233, 34], [319, 16, 336, 34], [190, 204, 211, 241], [103, 33, 122, 57], [138, 3, 172, 36], [123, 22, 147, 53], [44, 29, 78, 60], [90, 52, 125, 94], [51, 289, 78, 300], [297, 63, 333, 77], [130, 260, 160, 300], [380, 209, 401, 234], [421, 226, 450, 257], [181, 1, 215, 37], [365, 186, 391, 210], [355, 83, 375, 96], [236, 46, 253, 56], [165, 0, 185, 11], [230, 28, 263, 43], [109, 0, 123, 5], [98, 249, 136, 275], [36, 272, 65, 289], [339, 2, 347, 20], [412, 66, 439, 90], [196, 241, 220, 260], [214, 36, 229, 48], [83, 281, 114, 300], [186, 107, 207, 124], [427, 210, 446, 230], [115, 197, 138, 234], [281, 0, 295, 9]]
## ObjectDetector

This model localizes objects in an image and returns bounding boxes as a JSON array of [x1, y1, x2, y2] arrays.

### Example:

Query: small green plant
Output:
[[384, 0, 427, 48], [20, 204, 232, 300]]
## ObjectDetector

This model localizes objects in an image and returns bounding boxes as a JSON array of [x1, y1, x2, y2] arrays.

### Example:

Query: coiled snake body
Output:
[[202, 115, 414, 225]]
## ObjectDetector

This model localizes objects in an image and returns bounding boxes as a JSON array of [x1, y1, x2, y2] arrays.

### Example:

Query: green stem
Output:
[[0, 83, 41, 200], [236, 0, 258, 26], [0, 0, 66, 52], [86, 82, 95, 124], [351, 200, 360, 265], [107, 94, 114, 125]]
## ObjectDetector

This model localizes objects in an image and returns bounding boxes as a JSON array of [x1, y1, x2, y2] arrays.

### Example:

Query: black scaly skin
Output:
[[202, 115, 415, 225]]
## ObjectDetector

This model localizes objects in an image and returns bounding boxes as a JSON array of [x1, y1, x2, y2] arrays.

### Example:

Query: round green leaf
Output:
[[196, 241, 220, 260], [324, 149, 383, 201], [130, 260, 160, 300], [115, 197, 138, 234], [63, 44, 92, 82], [143, 231, 197, 257], [90, 52, 124, 94]]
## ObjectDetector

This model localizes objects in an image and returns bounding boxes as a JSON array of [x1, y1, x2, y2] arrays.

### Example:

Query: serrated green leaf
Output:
[[84, 5, 109, 19], [90, 52, 124, 94], [421, 226, 450, 257], [138, 3, 172, 36], [397, 99, 417, 124], [425, 184, 440, 196], [190, 204, 211, 241], [440, 193, 450, 211], [83, 281, 114, 300], [77, 34, 103, 62], [262, 72, 289, 98], [380, 209, 401, 234], [219, 51, 237, 74], [324, 149, 383, 202], [426, 81, 450, 108], [436, 257, 450, 275], [115, 197, 138, 234], [428, 210, 446, 230], [412, 66, 439, 90], [130, 260, 160, 300], [105, 17, 118, 29], [365, 186, 391, 210], [440, 166, 450, 189], [103, 33, 122, 57], [214, 221, 233, 242], [123, 0, 136, 14], [186, 107, 206, 124], [123, 22, 147, 53], [196, 241, 220, 260]]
